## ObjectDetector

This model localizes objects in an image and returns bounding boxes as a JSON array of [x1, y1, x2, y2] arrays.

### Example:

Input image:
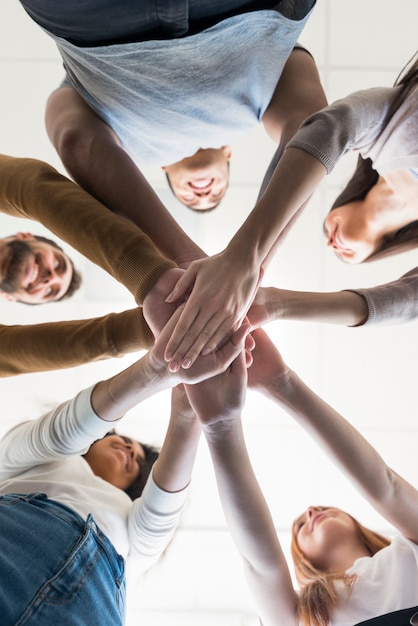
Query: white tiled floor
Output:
[[0, 2, 418, 623]]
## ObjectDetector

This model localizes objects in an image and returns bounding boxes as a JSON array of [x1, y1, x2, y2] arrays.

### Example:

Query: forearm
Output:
[[261, 287, 369, 327], [226, 148, 327, 273], [203, 419, 298, 625], [0, 308, 153, 377], [262, 371, 418, 524], [0, 154, 175, 303], [153, 403, 201, 494], [90, 353, 172, 422], [0, 386, 111, 480], [46, 87, 205, 267]]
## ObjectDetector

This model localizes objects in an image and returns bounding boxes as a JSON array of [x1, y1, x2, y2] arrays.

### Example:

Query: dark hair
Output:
[[164, 162, 230, 212], [101, 430, 160, 500], [329, 51, 418, 262], [33, 235, 82, 300], [125, 442, 160, 501]]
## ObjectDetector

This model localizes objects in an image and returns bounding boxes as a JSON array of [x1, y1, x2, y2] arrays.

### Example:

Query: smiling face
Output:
[[0, 232, 73, 304], [83, 434, 146, 491], [163, 146, 231, 210]]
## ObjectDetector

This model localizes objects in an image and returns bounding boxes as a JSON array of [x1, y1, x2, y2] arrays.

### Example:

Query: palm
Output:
[[185, 352, 247, 426], [247, 329, 288, 391]]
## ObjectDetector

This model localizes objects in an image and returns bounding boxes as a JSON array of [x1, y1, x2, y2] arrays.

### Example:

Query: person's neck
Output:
[[328, 542, 370, 574], [366, 173, 418, 237]]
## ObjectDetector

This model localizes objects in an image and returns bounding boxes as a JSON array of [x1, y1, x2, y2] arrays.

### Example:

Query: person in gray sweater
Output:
[[248, 267, 418, 328], [160, 52, 418, 372]]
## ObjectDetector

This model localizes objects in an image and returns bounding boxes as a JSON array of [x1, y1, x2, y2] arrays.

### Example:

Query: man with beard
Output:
[[0, 154, 181, 377], [0, 232, 79, 304]]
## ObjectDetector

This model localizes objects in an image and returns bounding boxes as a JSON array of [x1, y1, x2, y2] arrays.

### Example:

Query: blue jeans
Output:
[[0, 492, 125, 626], [19, 0, 283, 45]]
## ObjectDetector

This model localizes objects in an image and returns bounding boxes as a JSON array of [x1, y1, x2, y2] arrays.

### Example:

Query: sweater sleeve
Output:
[[0, 154, 176, 304], [344, 267, 418, 325], [0, 385, 111, 481], [128, 467, 189, 571], [286, 87, 397, 173], [0, 307, 154, 377]]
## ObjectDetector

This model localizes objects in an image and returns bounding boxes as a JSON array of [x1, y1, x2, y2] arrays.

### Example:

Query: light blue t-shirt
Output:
[[54, 10, 312, 166]]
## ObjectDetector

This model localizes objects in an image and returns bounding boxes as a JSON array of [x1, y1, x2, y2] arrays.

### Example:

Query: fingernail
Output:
[[169, 361, 179, 373], [165, 352, 172, 362], [182, 358, 192, 369], [165, 291, 174, 302], [202, 347, 212, 356]]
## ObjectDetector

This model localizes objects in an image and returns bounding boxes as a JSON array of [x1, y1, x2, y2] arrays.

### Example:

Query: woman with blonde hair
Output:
[[185, 329, 418, 625]]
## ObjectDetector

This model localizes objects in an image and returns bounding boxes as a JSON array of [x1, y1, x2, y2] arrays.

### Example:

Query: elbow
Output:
[[54, 126, 94, 180]]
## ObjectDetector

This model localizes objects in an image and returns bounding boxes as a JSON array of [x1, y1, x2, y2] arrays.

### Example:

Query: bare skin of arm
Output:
[[152, 385, 201, 494], [90, 305, 251, 422], [249, 329, 418, 546], [45, 87, 205, 268], [248, 286, 369, 328], [162, 49, 328, 370], [185, 353, 299, 626]]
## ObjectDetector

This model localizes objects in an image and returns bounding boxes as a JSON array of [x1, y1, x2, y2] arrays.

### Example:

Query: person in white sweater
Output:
[[184, 329, 418, 626], [0, 309, 250, 626]]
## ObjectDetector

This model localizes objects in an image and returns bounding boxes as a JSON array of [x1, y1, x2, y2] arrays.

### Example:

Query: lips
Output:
[[113, 445, 131, 471], [311, 512, 326, 531], [188, 178, 214, 190], [25, 261, 40, 290]]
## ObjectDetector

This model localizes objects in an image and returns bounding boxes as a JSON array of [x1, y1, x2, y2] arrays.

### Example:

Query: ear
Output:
[[0, 290, 16, 302], [221, 145, 232, 160], [15, 232, 34, 241]]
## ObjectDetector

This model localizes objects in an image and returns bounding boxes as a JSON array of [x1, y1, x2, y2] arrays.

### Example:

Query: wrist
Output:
[[201, 412, 242, 444], [142, 350, 179, 390], [257, 366, 295, 400]]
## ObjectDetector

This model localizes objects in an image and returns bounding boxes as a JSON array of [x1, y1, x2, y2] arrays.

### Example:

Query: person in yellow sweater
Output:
[[0, 154, 182, 376]]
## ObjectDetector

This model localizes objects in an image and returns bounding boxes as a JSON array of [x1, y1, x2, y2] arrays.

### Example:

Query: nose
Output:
[[307, 506, 320, 519], [41, 269, 52, 284]]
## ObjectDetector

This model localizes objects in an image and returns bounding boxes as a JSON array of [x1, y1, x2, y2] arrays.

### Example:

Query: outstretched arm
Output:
[[250, 330, 418, 545], [0, 153, 176, 305], [153, 385, 201, 494], [128, 384, 201, 568], [248, 286, 369, 328], [162, 49, 328, 369], [249, 267, 418, 329], [186, 353, 299, 626], [0, 307, 249, 482], [46, 87, 206, 268], [0, 307, 155, 377]]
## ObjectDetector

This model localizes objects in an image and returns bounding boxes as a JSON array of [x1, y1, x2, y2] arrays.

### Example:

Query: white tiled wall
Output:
[[0, 2, 417, 624]]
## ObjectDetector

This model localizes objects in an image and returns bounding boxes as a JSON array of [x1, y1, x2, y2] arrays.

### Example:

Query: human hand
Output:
[[185, 349, 247, 431], [247, 328, 290, 393], [143, 267, 185, 337], [247, 286, 279, 329], [147, 304, 252, 386], [163, 250, 263, 372], [170, 384, 197, 422]]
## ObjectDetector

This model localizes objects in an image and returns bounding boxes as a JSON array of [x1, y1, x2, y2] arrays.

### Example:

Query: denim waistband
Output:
[[0, 492, 86, 530]]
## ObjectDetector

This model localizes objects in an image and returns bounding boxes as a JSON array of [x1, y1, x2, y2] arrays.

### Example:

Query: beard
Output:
[[0, 240, 33, 294]]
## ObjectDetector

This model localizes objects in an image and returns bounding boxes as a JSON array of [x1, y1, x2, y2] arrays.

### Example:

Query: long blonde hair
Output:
[[291, 511, 390, 626]]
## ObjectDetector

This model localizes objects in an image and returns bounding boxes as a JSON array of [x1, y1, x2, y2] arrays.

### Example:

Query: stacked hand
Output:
[[161, 249, 263, 372]]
